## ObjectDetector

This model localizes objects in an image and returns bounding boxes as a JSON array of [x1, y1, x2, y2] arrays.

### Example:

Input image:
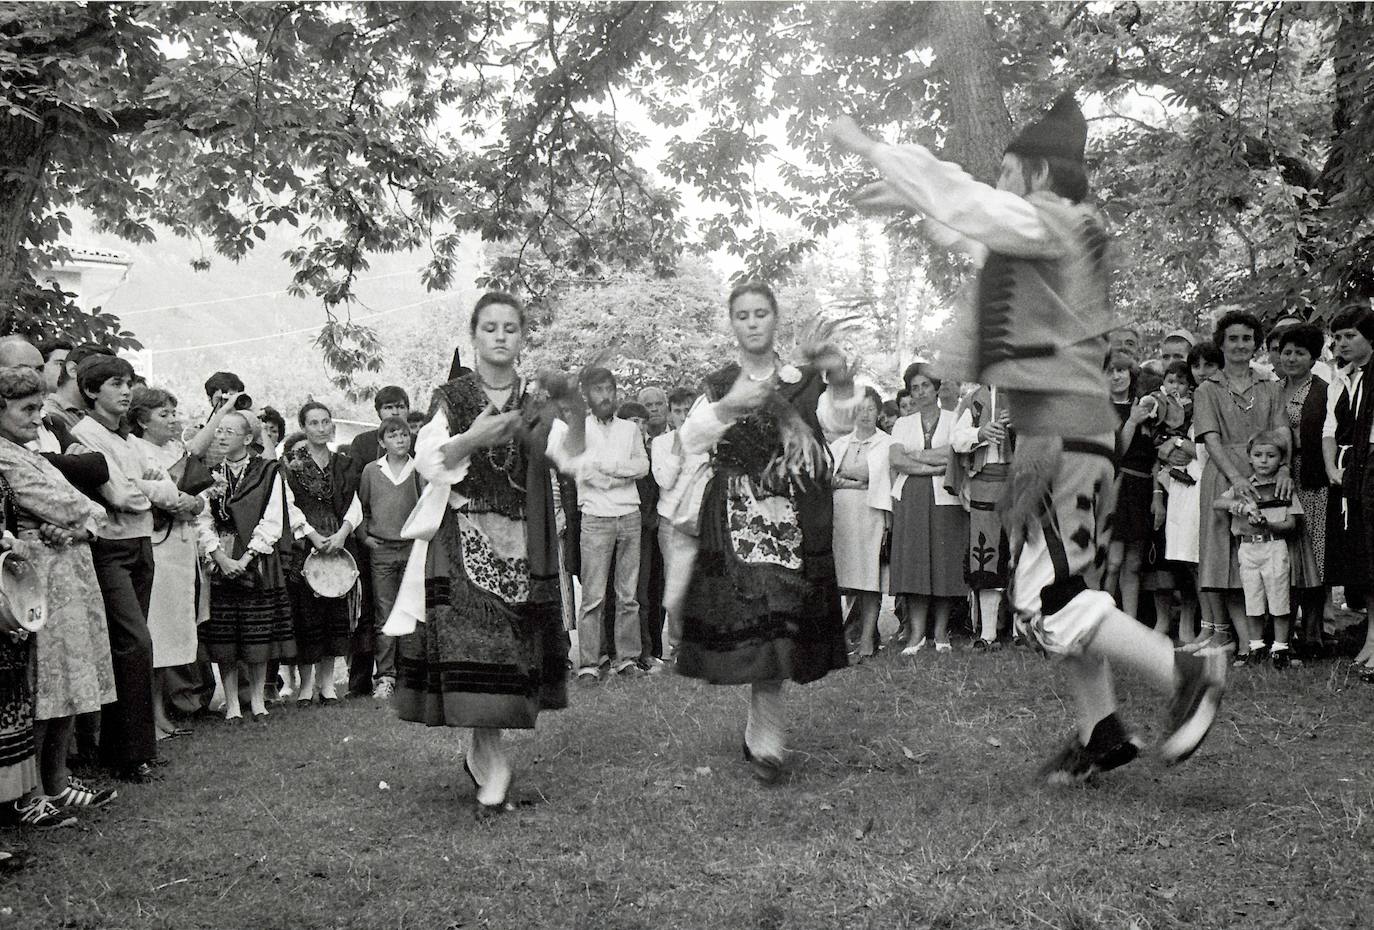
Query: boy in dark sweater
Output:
[[356, 416, 424, 698]]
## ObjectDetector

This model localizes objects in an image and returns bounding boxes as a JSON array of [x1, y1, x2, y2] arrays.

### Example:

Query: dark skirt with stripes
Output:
[[285, 578, 353, 664], [201, 555, 296, 665], [394, 507, 569, 730], [0, 635, 37, 803]]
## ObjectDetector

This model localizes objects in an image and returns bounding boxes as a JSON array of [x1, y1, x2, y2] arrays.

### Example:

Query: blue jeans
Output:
[[578, 513, 642, 669], [369, 539, 412, 681]]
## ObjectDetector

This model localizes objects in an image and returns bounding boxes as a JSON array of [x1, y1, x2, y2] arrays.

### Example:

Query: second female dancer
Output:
[[387, 292, 570, 816], [675, 281, 857, 784]]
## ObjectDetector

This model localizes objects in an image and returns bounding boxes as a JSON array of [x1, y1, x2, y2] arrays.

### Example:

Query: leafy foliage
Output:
[[0, 1, 682, 363], [3, 1, 1372, 377]]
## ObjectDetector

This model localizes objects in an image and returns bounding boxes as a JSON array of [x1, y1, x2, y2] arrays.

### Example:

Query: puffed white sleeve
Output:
[[195, 496, 219, 558], [340, 493, 363, 533], [816, 384, 862, 440], [679, 395, 733, 455], [414, 404, 471, 485], [651, 433, 683, 490], [867, 142, 1064, 260], [282, 478, 315, 540], [544, 417, 589, 477], [950, 417, 983, 454], [246, 475, 289, 554]]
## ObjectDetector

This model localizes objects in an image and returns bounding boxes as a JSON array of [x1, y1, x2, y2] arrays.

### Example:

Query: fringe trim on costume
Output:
[[998, 435, 1063, 531], [762, 396, 828, 493]]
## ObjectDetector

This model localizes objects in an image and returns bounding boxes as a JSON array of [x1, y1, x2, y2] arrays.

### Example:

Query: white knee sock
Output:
[[745, 681, 787, 761], [978, 590, 1001, 641], [467, 727, 510, 806], [1065, 654, 1117, 744]]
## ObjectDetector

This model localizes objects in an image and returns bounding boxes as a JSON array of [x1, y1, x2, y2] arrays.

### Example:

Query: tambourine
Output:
[[0, 550, 46, 632], [302, 549, 359, 599]]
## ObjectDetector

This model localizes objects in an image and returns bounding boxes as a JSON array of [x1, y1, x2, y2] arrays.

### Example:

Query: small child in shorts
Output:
[[1211, 429, 1301, 669]]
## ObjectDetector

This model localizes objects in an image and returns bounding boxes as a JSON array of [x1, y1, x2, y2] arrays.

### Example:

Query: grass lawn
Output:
[[3, 644, 1372, 930]]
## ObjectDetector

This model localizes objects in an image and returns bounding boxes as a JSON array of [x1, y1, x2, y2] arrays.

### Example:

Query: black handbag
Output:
[[177, 453, 215, 496]]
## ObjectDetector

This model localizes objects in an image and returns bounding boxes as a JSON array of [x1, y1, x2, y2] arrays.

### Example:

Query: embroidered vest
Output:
[[933, 193, 1117, 439]]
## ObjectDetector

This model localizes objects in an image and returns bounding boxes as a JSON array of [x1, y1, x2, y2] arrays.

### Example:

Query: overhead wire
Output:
[[118, 268, 422, 317], [146, 294, 451, 355]]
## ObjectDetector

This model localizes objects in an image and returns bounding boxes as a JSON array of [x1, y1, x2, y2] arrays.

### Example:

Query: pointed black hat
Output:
[[1004, 92, 1087, 162]]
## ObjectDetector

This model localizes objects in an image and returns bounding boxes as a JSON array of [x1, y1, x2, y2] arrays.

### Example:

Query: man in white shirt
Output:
[[557, 367, 649, 679], [650, 388, 707, 663]]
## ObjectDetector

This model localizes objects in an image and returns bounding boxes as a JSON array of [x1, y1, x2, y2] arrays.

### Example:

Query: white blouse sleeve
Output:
[[340, 493, 363, 533], [868, 142, 1064, 260], [544, 416, 587, 478], [679, 395, 733, 455], [413, 405, 471, 485], [950, 416, 983, 454], [195, 495, 219, 557], [816, 384, 862, 440], [247, 475, 288, 554], [281, 477, 315, 540]]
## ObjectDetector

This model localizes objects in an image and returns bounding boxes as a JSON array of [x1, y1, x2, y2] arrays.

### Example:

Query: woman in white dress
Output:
[[128, 386, 205, 739], [829, 389, 893, 658]]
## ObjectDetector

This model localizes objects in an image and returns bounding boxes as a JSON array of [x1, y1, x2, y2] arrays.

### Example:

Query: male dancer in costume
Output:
[[827, 94, 1228, 783]]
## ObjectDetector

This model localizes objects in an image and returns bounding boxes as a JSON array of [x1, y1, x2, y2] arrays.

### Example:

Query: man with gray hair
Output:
[[637, 386, 670, 439]]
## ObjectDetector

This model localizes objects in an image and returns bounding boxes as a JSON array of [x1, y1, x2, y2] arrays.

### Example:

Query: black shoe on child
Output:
[[1039, 713, 1143, 786], [1270, 648, 1292, 671]]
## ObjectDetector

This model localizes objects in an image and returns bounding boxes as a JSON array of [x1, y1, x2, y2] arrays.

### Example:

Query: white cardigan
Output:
[[829, 430, 895, 513], [889, 408, 973, 507]]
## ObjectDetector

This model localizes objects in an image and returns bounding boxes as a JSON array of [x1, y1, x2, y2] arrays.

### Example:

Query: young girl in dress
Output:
[[1105, 352, 1153, 618]]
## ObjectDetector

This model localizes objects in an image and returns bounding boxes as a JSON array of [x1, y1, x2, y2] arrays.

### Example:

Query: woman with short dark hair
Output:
[[888, 363, 972, 655], [128, 385, 205, 738], [1277, 324, 1329, 653], [1189, 311, 1292, 664]]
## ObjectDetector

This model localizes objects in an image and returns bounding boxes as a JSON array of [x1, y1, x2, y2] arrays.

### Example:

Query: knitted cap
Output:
[[1004, 92, 1087, 163]]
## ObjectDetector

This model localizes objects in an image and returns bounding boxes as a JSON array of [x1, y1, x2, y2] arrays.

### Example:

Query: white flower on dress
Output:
[[778, 364, 802, 384]]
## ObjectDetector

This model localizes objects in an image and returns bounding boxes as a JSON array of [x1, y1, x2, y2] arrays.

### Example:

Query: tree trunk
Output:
[[927, 2, 1013, 182], [0, 112, 51, 322]]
